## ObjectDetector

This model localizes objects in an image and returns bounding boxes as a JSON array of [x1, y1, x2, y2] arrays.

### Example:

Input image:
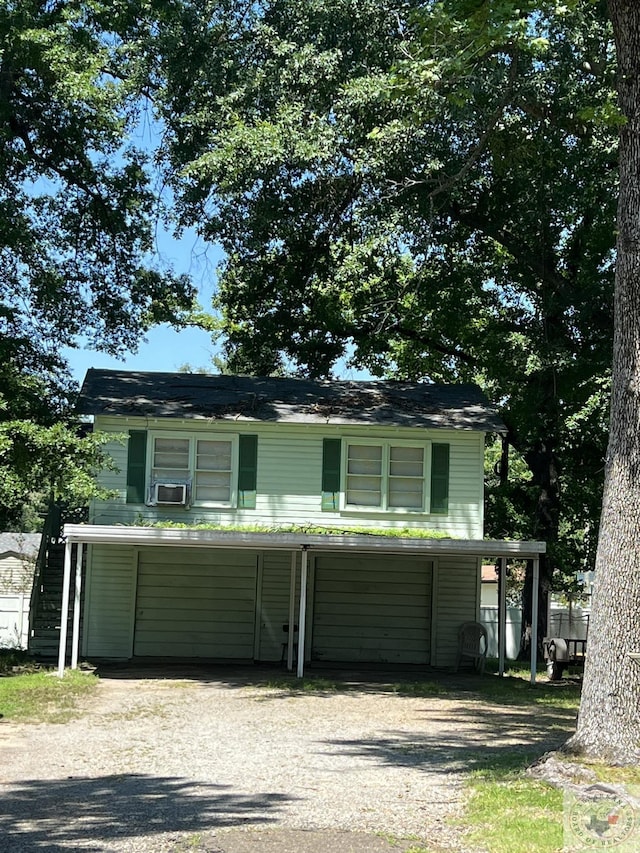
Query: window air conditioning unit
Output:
[[152, 482, 188, 506]]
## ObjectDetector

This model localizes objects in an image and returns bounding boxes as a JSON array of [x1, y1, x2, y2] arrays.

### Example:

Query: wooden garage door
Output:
[[312, 554, 432, 664], [134, 548, 258, 659]]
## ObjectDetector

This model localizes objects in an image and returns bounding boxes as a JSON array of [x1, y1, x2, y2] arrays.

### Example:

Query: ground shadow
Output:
[[318, 698, 577, 776], [0, 774, 296, 852]]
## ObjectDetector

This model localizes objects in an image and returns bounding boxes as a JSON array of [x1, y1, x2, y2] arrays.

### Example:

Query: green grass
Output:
[[256, 675, 343, 694], [449, 667, 580, 852], [0, 668, 99, 723], [464, 664, 582, 711], [463, 774, 564, 853]]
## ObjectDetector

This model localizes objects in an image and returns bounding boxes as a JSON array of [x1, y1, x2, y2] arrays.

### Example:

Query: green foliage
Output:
[[152, 0, 615, 588], [133, 519, 451, 539], [0, 1, 200, 523], [0, 422, 120, 528]]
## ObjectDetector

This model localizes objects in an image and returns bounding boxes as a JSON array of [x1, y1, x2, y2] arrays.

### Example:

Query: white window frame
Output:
[[147, 431, 239, 508], [340, 437, 431, 514]]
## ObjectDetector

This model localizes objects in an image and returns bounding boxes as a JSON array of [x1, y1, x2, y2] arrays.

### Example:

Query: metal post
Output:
[[531, 557, 540, 685], [71, 543, 83, 670], [287, 551, 297, 671], [498, 557, 507, 677], [296, 548, 308, 678], [57, 540, 73, 678]]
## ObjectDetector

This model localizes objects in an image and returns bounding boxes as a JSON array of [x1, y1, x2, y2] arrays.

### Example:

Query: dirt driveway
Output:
[[0, 666, 576, 853]]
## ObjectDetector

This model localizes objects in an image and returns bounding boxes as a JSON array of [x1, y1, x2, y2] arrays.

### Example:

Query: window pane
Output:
[[197, 440, 232, 471], [345, 470, 382, 506], [195, 471, 231, 503], [348, 444, 382, 476], [346, 487, 382, 506], [153, 437, 189, 470], [389, 446, 423, 477], [389, 478, 424, 509]]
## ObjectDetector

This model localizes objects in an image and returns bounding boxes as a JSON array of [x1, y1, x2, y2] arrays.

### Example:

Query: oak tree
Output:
[[155, 0, 616, 637], [0, 1, 196, 526]]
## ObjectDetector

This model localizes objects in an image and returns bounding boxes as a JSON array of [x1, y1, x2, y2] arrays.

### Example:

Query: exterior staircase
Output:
[[28, 505, 86, 662]]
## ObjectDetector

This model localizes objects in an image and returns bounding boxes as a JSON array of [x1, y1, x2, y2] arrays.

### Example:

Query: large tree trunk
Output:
[[566, 0, 640, 765]]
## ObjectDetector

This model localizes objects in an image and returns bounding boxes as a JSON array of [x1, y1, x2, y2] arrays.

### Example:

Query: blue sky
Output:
[[62, 227, 223, 384]]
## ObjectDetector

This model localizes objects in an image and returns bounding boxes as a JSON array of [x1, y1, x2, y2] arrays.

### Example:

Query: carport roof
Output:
[[62, 524, 545, 557]]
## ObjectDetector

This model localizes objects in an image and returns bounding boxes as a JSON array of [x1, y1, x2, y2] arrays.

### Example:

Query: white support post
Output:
[[531, 557, 540, 685], [498, 557, 507, 677], [57, 540, 73, 678], [287, 551, 297, 671], [296, 548, 308, 678], [71, 543, 83, 670]]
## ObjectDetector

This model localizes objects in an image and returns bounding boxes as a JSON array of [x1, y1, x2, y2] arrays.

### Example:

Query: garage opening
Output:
[[134, 548, 258, 659], [311, 554, 433, 664]]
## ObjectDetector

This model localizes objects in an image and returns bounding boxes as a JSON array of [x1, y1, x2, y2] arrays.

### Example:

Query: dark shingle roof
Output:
[[77, 369, 506, 432]]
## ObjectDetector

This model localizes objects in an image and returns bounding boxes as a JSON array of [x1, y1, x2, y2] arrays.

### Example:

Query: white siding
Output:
[[91, 417, 485, 538], [85, 545, 136, 659], [432, 556, 480, 668], [134, 548, 258, 659], [311, 554, 433, 664]]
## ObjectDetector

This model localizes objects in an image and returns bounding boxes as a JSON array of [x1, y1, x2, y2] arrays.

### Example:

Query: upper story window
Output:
[[151, 435, 235, 506], [322, 437, 449, 515], [344, 440, 426, 512], [151, 433, 235, 506], [125, 429, 258, 509]]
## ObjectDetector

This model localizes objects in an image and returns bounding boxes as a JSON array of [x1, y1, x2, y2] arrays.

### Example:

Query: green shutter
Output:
[[238, 434, 258, 508], [321, 438, 342, 511], [126, 430, 147, 504], [430, 443, 450, 514]]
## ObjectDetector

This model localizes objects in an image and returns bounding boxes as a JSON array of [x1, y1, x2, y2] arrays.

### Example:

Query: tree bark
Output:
[[566, 0, 640, 764]]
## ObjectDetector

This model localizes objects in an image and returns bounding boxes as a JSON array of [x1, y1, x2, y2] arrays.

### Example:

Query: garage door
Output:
[[312, 554, 432, 664], [134, 548, 258, 659]]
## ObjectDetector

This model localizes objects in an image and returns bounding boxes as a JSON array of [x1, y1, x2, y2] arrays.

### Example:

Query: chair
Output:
[[455, 621, 488, 674]]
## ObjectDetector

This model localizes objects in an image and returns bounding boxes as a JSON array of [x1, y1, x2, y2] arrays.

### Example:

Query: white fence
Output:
[[480, 605, 522, 660]]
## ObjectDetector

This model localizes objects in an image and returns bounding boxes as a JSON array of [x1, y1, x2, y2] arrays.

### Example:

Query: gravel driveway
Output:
[[0, 666, 575, 853]]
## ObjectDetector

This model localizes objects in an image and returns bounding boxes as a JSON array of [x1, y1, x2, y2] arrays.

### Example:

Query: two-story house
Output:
[[56, 370, 545, 677]]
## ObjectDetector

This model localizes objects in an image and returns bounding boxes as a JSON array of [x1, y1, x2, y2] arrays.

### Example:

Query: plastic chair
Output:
[[455, 621, 488, 674]]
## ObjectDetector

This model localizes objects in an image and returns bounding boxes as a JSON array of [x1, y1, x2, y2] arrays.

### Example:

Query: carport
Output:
[[57, 524, 545, 682]]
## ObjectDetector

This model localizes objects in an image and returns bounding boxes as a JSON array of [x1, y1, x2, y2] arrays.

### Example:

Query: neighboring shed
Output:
[[0, 533, 41, 648]]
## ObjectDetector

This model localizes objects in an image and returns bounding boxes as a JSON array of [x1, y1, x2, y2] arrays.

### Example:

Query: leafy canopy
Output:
[[153, 0, 616, 582], [0, 0, 198, 526]]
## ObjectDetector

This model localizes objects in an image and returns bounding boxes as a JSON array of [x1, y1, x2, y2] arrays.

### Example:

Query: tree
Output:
[[0, 1, 197, 526], [154, 0, 616, 636], [566, 0, 640, 764]]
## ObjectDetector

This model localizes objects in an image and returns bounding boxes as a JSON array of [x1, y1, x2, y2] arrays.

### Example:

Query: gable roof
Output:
[[77, 369, 506, 432]]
